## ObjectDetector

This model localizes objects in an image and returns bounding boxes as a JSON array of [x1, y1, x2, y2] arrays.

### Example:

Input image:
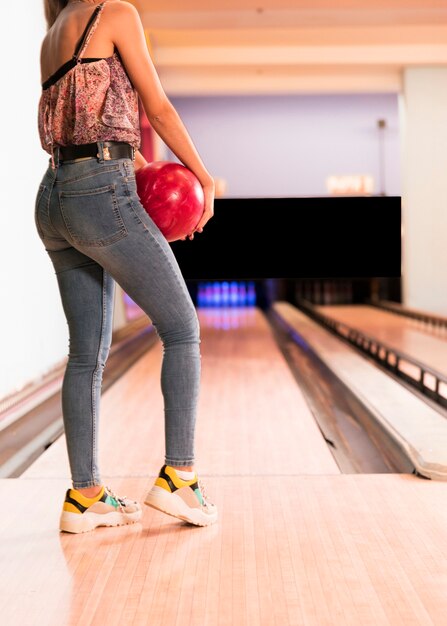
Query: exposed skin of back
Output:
[[40, 0, 214, 238]]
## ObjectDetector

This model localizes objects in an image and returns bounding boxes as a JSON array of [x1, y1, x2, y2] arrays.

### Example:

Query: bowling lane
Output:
[[9, 306, 447, 626], [377, 300, 447, 334], [22, 307, 339, 480], [276, 301, 447, 479], [317, 304, 447, 377]]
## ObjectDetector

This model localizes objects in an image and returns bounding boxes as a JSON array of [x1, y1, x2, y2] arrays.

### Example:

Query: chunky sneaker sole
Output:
[[60, 484, 142, 534], [144, 465, 218, 527]]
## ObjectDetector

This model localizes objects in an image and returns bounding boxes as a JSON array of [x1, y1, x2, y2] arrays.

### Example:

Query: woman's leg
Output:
[[47, 248, 116, 491], [41, 156, 201, 490], [79, 207, 202, 470]]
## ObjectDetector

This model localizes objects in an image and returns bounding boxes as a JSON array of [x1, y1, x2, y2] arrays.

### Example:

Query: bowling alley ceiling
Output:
[[130, 0, 447, 95]]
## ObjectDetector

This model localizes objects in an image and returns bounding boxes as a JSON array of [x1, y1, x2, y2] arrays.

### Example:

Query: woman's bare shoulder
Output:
[[104, 0, 140, 19], [99, 0, 143, 46]]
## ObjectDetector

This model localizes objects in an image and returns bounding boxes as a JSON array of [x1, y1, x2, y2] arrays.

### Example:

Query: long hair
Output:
[[44, 0, 69, 30]]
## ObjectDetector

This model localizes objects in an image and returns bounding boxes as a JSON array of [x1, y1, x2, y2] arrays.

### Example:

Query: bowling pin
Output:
[[205, 283, 213, 306], [197, 283, 205, 307], [213, 282, 221, 307], [239, 282, 247, 306], [230, 281, 238, 306], [222, 281, 230, 307], [247, 282, 256, 306]]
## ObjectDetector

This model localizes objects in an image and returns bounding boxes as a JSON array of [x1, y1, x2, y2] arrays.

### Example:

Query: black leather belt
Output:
[[54, 141, 135, 163]]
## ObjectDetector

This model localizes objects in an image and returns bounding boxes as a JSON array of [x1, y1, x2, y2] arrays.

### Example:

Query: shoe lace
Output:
[[197, 478, 212, 507], [104, 484, 126, 513]]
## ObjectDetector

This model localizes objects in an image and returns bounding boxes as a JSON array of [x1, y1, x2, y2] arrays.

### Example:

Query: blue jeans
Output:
[[34, 144, 201, 488]]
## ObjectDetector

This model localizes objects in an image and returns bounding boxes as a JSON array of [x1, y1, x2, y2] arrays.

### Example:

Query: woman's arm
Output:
[[107, 1, 214, 237]]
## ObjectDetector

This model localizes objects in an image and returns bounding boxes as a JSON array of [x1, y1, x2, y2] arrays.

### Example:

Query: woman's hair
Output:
[[44, 0, 69, 30]]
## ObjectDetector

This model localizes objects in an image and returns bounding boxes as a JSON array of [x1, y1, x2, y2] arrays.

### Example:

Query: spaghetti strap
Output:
[[72, 2, 106, 63]]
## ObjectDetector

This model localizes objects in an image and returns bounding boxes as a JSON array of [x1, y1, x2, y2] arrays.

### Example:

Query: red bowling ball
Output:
[[135, 161, 205, 242]]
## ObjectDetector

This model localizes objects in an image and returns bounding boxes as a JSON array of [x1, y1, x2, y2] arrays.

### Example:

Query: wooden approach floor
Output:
[[2, 307, 447, 626]]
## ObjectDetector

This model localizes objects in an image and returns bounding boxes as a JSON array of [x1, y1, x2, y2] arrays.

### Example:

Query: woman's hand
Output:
[[181, 177, 215, 241]]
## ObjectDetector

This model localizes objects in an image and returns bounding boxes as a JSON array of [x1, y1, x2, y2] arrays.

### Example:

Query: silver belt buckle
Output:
[[97, 145, 112, 160]]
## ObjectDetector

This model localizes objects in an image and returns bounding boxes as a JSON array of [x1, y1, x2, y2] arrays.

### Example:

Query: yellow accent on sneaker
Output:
[[60, 485, 142, 534], [63, 502, 82, 514], [62, 486, 105, 514], [154, 476, 171, 492], [164, 465, 197, 489], [70, 486, 105, 507], [144, 465, 218, 526]]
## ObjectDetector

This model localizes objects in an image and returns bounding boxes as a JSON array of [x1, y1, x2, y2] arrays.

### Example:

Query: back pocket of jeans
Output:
[[59, 183, 128, 247]]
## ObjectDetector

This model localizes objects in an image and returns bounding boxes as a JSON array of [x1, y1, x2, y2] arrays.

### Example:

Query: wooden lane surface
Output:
[[4, 307, 447, 624], [276, 301, 447, 479], [317, 304, 447, 376], [22, 307, 339, 480], [378, 301, 447, 330], [2, 473, 447, 625]]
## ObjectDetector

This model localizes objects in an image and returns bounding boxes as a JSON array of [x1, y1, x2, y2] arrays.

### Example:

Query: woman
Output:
[[36, 0, 217, 533]]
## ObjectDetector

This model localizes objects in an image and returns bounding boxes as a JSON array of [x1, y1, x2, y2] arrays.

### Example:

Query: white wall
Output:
[[400, 68, 447, 315], [0, 3, 128, 402], [0, 2, 72, 400], [168, 93, 401, 197]]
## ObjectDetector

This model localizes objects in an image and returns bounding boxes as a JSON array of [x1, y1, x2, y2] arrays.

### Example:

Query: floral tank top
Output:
[[38, 1, 141, 162]]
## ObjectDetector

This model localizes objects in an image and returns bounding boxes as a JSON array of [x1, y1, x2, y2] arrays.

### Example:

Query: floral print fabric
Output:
[[38, 2, 141, 155]]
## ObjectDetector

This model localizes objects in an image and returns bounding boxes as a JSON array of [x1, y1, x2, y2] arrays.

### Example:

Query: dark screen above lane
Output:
[[169, 196, 401, 280]]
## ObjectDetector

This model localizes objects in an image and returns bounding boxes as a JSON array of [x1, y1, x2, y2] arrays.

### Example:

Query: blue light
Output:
[[196, 281, 257, 308], [247, 282, 256, 305], [213, 281, 221, 306]]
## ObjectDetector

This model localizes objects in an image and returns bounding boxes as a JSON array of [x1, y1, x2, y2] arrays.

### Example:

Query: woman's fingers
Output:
[[195, 209, 213, 232], [180, 186, 214, 240]]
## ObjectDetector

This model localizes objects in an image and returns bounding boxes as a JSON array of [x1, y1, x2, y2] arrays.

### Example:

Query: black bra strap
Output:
[[72, 2, 105, 61]]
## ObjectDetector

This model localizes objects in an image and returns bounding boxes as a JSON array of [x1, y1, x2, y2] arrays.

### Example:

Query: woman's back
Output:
[[40, 1, 116, 84], [38, 1, 141, 156]]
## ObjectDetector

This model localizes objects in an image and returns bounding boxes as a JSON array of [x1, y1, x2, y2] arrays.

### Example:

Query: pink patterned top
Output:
[[38, 1, 141, 157]]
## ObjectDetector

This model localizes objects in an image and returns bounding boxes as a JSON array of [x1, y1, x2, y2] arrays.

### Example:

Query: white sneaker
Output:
[[144, 465, 218, 526], [60, 484, 142, 534]]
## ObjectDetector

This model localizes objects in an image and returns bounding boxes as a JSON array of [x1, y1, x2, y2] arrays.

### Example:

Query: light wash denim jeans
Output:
[[34, 142, 201, 488]]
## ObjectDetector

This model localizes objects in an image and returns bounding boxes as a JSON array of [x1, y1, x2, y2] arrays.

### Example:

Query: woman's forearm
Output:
[[147, 101, 214, 187]]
